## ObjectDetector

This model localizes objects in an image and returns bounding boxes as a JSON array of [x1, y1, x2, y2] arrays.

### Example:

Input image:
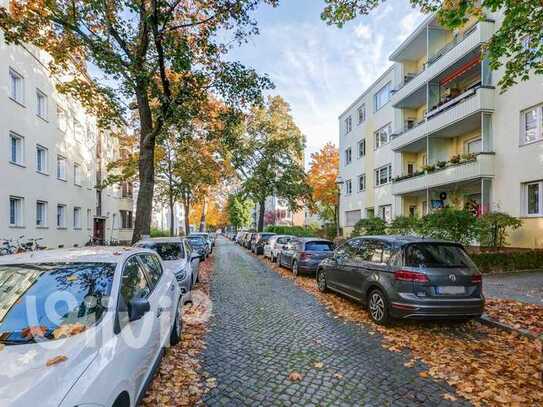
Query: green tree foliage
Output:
[[418, 208, 477, 245], [321, 0, 542, 90], [352, 217, 387, 237], [476, 212, 522, 248], [236, 96, 312, 232], [227, 194, 253, 231], [388, 216, 420, 236], [0, 0, 276, 242]]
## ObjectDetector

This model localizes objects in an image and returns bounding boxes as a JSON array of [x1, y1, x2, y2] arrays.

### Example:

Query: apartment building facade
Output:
[[339, 10, 543, 248], [0, 29, 134, 249]]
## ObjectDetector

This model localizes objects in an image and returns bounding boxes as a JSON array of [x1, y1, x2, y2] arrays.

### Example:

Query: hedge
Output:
[[264, 225, 317, 237], [470, 251, 543, 273]]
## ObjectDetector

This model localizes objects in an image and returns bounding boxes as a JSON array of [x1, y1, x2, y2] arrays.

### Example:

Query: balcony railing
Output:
[[391, 20, 495, 107], [391, 153, 495, 195], [391, 86, 495, 151]]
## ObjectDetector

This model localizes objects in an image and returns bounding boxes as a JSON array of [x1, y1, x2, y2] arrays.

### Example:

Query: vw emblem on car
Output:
[[448, 274, 457, 282]]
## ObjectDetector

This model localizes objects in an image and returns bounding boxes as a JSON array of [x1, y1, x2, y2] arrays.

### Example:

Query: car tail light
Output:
[[471, 274, 482, 284], [394, 270, 429, 283]]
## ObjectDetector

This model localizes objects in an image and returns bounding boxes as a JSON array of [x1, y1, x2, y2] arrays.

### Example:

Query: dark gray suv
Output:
[[278, 238, 334, 276], [316, 236, 484, 325]]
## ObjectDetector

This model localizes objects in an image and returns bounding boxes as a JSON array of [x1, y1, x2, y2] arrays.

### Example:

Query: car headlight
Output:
[[176, 269, 187, 281]]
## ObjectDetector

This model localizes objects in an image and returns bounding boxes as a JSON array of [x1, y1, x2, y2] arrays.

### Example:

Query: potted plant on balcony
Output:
[[436, 160, 447, 169], [461, 152, 477, 162], [423, 164, 436, 173], [449, 154, 461, 165]]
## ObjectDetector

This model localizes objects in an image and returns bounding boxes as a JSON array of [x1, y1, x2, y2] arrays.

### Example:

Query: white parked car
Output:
[[0, 247, 183, 407], [134, 237, 200, 303], [264, 235, 293, 262]]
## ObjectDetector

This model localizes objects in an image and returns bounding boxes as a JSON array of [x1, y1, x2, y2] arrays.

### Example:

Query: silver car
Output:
[[134, 237, 199, 303], [317, 236, 484, 325], [264, 235, 292, 262]]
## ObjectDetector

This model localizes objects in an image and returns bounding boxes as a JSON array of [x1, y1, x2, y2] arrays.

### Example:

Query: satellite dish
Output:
[[439, 192, 447, 201]]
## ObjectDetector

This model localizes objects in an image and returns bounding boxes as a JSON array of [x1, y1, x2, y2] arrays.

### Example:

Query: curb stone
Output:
[[477, 314, 541, 340]]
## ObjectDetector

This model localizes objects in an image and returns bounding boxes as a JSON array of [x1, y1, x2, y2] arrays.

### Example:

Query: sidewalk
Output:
[[484, 270, 543, 305]]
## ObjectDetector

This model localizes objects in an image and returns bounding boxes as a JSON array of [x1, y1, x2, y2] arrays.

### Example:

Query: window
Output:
[[121, 182, 133, 198], [139, 253, 164, 288], [74, 163, 81, 186], [9, 196, 24, 227], [344, 116, 352, 134], [525, 181, 543, 216], [358, 174, 366, 192], [9, 132, 24, 165], [73, 207, 82, 229], [465, 138, 482, 154], [120, 210, 133, 229], [118, 257, 151, 330], [36, 201, 47, 227], [375, 164, 392, 187], [36, 145, 48, 173], [36, 90, 47, 119], [57, 106, 67, 132], [378, 204, 392, 223], [409, 205, 417, 217], [345, 147, 352, 165], [57, 204, 66, 228], [345, 209, 361, 227], [9, 68, 24, 104], [521, 104, 543, 145], [345, 179, 352, 195], [374, 123, 392, 149], [357, 105, 366, 124], [57, 155, 66, 180], [87, 209, 92, 229], [374, 82, 391, 111], [74, 119, 85, 143], [358, 139, 366, 158]]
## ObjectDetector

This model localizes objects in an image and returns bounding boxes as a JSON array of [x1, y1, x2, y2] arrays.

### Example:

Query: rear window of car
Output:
[[404, 243, 475, 268], [305, 241, 334, 251], [187, 237, 205, 246], [137, 243, 184, 260]]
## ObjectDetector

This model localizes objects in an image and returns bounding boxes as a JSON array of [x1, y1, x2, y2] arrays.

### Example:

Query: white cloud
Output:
[[354, 24, 372, 41], [398, 10, 425, 42]]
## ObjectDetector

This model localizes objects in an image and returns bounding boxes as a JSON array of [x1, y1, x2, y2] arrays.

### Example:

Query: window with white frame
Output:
[[57, 204, 66, 228], [9, 196, 24, 227], [73, 207, 82, 229], [36, 145, 48, 173], [345, 179, 352, 195], [9, 68, 24, 104], [357, 105, 366, 124], [357, 139, 366, 158], [57, 155, 66, 180], [345, 209, 361, 227], [36, 90, 47, 119], [524, 181, 543, 216], [57, 106, 67, 132], [36, 201, 47, 227], [9, 132, 24, 165], [378, 204, 392, 223], [521, 104, 543, 145], [358, 174, 366, 192], [375, 164, 392, 187], [87, 209, 92, 229], [74, 163, 81, 186], [344, 116, 352, 134], [74, 119, 85, 143], [120, 210, 133, 229], [374, 82, 391, 111], [374, 123, 392, 149], [465, 138, 482, 154], [345, 147, 352, 165]]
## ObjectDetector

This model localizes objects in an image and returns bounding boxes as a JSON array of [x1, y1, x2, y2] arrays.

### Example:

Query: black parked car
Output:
[[251, 233, 276, 255], [278, 238, 334, 276], [316, 236, 484, 325]]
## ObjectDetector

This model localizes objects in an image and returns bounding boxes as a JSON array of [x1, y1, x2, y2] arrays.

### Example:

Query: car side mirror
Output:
[[128, 298, 150, 322]]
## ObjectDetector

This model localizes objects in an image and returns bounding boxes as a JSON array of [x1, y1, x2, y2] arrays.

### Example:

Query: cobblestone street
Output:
[[201, 239, 468, 406]]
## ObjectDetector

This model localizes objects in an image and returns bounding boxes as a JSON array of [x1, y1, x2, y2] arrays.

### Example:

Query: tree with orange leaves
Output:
[[307, 142, 339, 225]]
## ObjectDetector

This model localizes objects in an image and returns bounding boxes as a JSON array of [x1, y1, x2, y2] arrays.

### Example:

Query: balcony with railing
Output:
[[391, 20, 495, 108], [391, 152, 495, 196]]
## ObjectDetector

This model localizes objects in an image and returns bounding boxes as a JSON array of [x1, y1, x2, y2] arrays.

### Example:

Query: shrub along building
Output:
[[338, 11, 543, 248], [0, 23, 134, 249]]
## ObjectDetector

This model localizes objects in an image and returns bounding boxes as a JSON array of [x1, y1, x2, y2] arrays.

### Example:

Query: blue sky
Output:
[[229, 0, 425, 163]]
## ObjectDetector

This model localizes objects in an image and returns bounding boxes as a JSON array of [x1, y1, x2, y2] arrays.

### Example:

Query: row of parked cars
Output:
[[0, 232, 216, 407], [230, 231, 485, 326]]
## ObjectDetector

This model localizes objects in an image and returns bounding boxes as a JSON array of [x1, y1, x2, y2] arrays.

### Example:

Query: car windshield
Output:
[[187, 237, 205, 246], [260, 235, 274, 242], [0, 262, 115, 345], [305, 242, 334, 251], [404, 243, 475, 268], [137, 242, 184, 261]]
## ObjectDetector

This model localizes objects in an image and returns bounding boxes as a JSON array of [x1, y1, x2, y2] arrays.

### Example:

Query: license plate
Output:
[[437, 286, 465, 295]]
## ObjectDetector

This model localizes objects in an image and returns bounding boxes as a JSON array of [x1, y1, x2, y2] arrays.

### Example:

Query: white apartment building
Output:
[[0, 29, 133, 248], [339, 11, 543, 248], [152, 202, 186, 235]]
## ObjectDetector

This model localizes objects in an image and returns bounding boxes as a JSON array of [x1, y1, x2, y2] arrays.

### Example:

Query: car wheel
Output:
[[170, 298, 183, 346], [317, 269, 328, 292], [368, 289, 390, 325], [292, 260, 299, 277]]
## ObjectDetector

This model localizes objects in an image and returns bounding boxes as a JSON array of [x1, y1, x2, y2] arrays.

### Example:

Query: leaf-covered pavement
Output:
[[262, 257, 543, 406]]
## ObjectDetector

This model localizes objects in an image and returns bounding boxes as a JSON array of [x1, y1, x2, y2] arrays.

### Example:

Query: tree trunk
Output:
[[169, 194, 175, 237], [258, 199, 265, 232], [168, 150, 175, 237], [183, 198, 191, 236], [199, 197, 207, 232], [132, 90, 156, 243]]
